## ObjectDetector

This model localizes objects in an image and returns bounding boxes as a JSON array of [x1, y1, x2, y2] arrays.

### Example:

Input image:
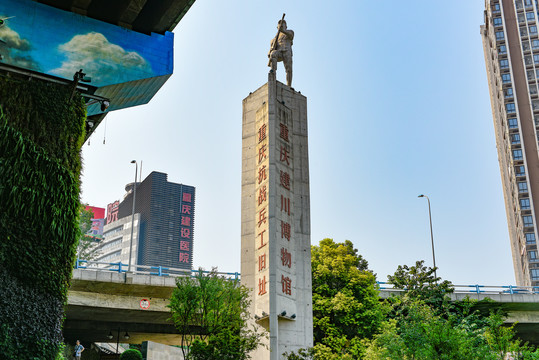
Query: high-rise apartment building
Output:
[[482, 0, 539, 286], [96, 171, 195, 271]]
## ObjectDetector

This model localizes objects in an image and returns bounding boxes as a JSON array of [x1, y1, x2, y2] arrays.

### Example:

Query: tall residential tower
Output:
[[482, 0, 539, 286]]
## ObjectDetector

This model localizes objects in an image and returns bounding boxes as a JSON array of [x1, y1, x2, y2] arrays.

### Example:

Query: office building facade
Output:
[[97, 171, 195, 271], [482, 0, 539, 286]]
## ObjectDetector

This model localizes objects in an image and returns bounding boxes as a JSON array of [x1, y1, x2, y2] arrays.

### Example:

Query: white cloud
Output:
[[0, 24, 30, 50], [50, 32, 152, 85], [0, 20, 40, 70]]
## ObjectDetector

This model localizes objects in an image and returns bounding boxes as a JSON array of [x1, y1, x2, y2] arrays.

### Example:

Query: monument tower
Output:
[[241, 16, 313, 359]]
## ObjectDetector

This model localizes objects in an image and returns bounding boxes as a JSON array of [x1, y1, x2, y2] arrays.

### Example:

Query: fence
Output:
[[74, 259, 241, 281], [376, 281, 539, 295]]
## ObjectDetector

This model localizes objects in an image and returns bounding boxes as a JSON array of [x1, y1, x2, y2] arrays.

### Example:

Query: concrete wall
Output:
[[142, 341, 185, 360]]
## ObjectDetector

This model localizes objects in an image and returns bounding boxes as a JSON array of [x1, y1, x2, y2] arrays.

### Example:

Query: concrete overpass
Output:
[[65, 268, 181, 345], [65, 267, 539, 347]]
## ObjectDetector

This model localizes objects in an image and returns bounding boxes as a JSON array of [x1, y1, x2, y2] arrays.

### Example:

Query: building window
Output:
[[527, 12, 535, 21], [530, 250, 538, 261], [521, 198, 531, 210], [494, 17, 503, 26], [516, 165, 526, 176], [519, 181, 529, 193], [528, 70, 535, 80], [511, 133, 521, 144], [506, 103, 516, 113], [494, 3, 501, 12], [522, 27, 529, 37], [496, 31, 505, 40], [526, 233, 536, 244], [531, 25, 538, 34], [523, 215, 534, 227], [513, 149, 524, 160], [525, 55, 533, 65], [531, 84, 538, 95], [533, 99, 539, 110], [505, 88, 514, 98], [500, 59, 510, 69], [533, 54, 539, 64], [509, 118, 518, 128], [499, 44, 507, 54], [532, 269, 539, 280], [502, 73, 512, 83], [519, 13, 526, 23]]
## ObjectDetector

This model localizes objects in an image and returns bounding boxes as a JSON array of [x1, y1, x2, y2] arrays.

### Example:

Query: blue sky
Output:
[[80, 1, 515, 286]]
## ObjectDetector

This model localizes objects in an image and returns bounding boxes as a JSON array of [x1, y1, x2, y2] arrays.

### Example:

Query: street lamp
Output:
[[418, 194, 437, 279], [108, 328, 130, 354], [128, 160, 138, 273]]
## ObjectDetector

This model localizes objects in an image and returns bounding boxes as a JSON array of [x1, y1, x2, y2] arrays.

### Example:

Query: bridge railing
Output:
[[74, 259, 241, 281], [376, 281, 539, 295]]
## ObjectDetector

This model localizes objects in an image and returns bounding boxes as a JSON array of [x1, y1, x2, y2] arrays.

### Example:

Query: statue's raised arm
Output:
[[268, 14, 294, 87]]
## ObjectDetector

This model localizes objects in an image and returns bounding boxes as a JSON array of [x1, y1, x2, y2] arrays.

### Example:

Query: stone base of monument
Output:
[[241, 71, 313, 359]]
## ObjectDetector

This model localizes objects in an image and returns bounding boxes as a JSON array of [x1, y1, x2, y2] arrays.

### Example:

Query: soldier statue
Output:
[[268, 15, 294, 87]]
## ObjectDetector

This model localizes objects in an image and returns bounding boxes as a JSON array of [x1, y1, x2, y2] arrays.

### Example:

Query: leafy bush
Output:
[[119, 349, 143, 360]]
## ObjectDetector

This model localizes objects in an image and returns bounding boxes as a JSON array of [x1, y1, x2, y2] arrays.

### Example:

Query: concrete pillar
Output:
[[241, 72, 313, 359]]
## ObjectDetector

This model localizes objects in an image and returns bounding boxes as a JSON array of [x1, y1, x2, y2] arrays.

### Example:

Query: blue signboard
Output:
[[0, 0, 174, 115]]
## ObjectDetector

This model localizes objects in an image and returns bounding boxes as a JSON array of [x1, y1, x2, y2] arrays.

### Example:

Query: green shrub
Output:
[[120, 349, 143, 360]]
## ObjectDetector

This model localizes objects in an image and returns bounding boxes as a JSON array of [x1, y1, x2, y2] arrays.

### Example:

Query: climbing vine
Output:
[[0, 76, 87, 359]]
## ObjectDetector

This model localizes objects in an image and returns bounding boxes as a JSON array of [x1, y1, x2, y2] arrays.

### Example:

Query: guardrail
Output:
[[74, 259, 241, 281], [377, 282, 539, 295]]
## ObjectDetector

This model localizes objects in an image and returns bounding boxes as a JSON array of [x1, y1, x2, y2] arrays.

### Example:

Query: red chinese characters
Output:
[[257, 185, 267, 206], [181, 216, 191, 226], [258, 124, 267, 143], [258, 165, 267, 185], [179, 252, 189, 263], [259, 276, 267, 295], [281, 195, 290, 216], [279, 123, 289, 142], [281, 248, 291, 268], [181, 204, 191, 214], [179, 191, 193, 264], [258, 229, 267, 249], [258, 144, 267, 164], [280, 171, 290, 190], [181, 228, 190, 238], [258, 253, 266, 271], [281, 221, 291, 241], [258, 208, 267, 228], [281, 275, 292, 295]]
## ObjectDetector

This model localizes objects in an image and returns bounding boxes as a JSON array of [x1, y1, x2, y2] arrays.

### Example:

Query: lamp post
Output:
[[108, 328, 130, 354], [128, 160, 138, 273], [418, 194, 437, 279]]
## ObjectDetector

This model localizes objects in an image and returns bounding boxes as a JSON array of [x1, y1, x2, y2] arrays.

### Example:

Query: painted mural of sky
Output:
[[0, 0, 172, 87]]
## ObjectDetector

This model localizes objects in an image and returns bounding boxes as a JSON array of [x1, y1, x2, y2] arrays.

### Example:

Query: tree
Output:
[[309, 239, 386, 358], [168, 268, 264, 360], [76, 204, 101, 260], [387, 260, 453, 312], [366, 260, 539, 359]]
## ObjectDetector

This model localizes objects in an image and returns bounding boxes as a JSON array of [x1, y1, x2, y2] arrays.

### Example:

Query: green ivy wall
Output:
[[0, 77, 87, 359]]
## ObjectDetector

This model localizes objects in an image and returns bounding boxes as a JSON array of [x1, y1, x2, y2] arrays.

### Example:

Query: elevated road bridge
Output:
[[64, 261, 539, 346]]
